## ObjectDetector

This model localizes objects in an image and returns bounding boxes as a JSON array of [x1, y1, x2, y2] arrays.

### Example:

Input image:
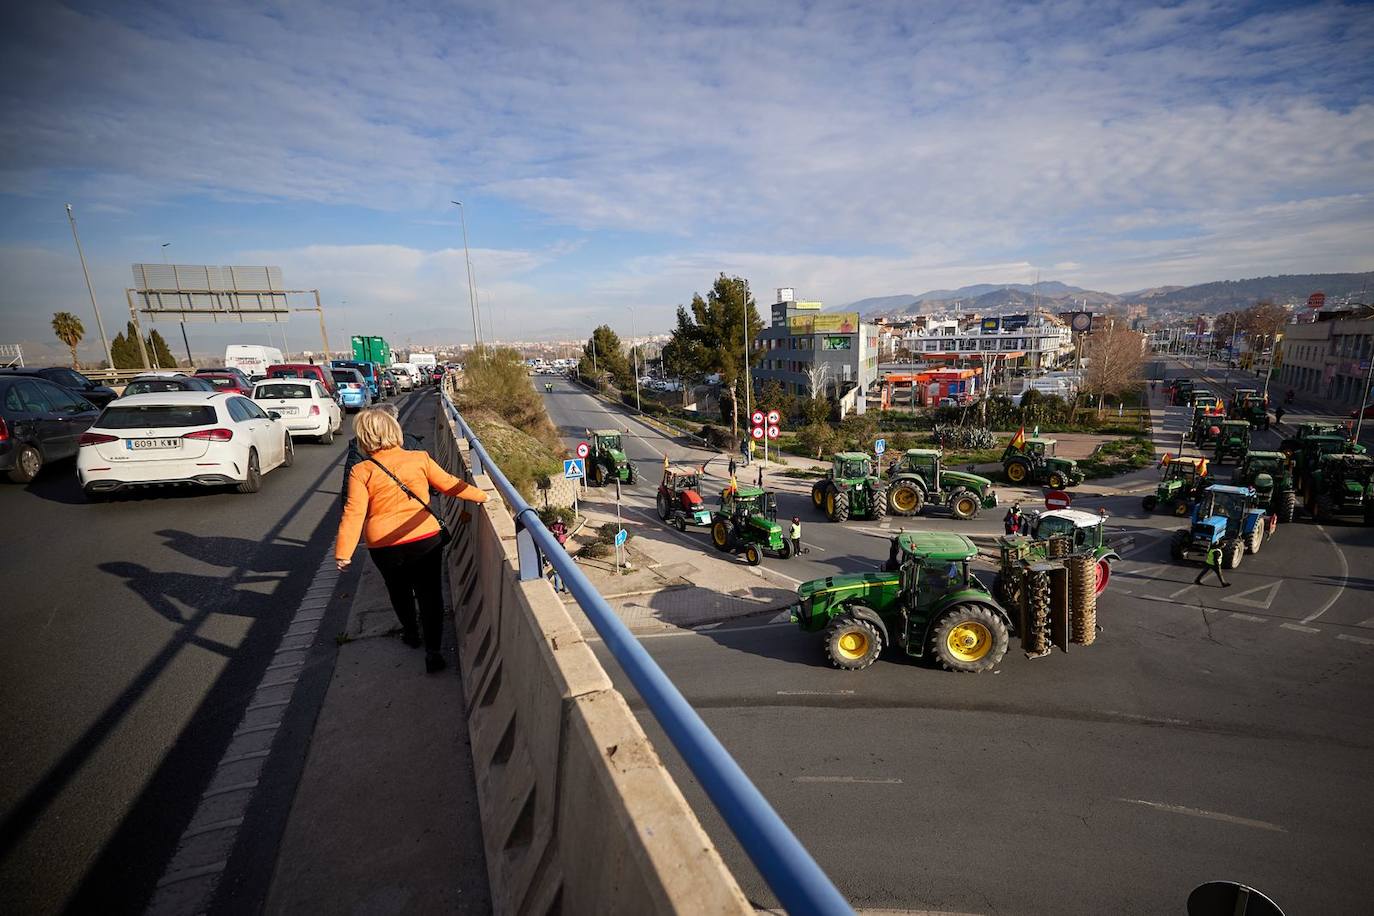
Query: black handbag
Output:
[[365, 456, 453, 547]]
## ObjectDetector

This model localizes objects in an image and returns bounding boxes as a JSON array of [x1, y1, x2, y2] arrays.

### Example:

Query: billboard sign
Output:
[[980, 317, 1000, 333], [1001, 313, 1030, 332], [789, 311, 859, 334], [132, 264, 291, 322]]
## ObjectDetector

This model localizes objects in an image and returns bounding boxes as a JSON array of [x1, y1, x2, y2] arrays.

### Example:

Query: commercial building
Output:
[[753, 290, 880, 414], [900, 312, 1073, 371], [1278, 308, 1374, 406]]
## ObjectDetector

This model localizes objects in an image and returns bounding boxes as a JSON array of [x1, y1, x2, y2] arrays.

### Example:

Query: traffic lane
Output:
[[0, 394, 381, 913]]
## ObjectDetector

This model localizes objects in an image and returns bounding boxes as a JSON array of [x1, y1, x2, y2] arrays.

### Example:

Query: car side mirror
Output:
[[268, 411, 282, 420]]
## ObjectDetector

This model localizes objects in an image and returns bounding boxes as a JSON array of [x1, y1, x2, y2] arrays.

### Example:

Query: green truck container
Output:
[[350, 335, 392, 367]]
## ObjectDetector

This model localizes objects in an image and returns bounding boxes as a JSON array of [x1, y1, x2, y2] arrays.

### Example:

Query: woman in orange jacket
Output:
[[336, 407, 488, 672]]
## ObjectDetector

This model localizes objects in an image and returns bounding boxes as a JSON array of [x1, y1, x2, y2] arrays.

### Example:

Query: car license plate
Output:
[[278, 406, 299, 415], [127, 438, 180, 450]]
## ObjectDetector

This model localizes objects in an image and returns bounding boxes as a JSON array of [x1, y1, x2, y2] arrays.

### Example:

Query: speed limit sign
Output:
[[576, 441, 589, 459], [751, 425, 765, 440], [766, 410, 780, 425]]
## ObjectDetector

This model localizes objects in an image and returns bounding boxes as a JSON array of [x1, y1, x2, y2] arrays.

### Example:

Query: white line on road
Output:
[[1280, 623, 1320, 634], [1168, 583, 1197, 599], [1337, 633, 1374, 647], [1116, 798, 1285, 833], [1358, 616, 1374, 629], [776, 689, 856, 696], [794, 776, 903, 784], [1228, 613, 1266, 623], [1302, 524, 1349, 624]]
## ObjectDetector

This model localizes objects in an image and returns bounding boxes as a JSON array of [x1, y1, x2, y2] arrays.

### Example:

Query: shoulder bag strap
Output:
[[365, 456, 445, 527]]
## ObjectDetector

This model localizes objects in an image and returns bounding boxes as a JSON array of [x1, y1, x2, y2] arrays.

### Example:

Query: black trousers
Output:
[[369, 534, 444, 651], [791, 537, 801, 555], [1194, 563, 1228, 586]]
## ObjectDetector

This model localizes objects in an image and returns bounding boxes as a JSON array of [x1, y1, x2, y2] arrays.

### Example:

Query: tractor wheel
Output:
[[1316, 492, 1335, 523], [1095, 557, 1112, 595], [930, 605, 1009, 673], [1005, 460, 1029, 484], [888, 481, 924, 516], [1171, 498, 1191, 517], [825, 616, 883, 671], [674, 516, 688, 532], [828, 490, 851, 522], [1222, 538, 1243, 570], [711, 519, 732, 551], [1047, 471, 1068, 490], [870, 487, 888, 520], [627, 463, 638, 485], [1170, 529, 1189, 562], [949, 489, 979, 521], [593, 463, 606, 487], [656, 492, 670, 520], [777, 539, 794, 560], [1142, 495, 1158, 512], [1068, 555, 1097, 646], [1278, 491, 1296, 524], [744, 544, 762, 566]]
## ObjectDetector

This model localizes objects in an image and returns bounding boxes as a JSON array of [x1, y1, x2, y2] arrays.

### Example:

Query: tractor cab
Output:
[[585, 428, 636, 486], [889, 448, 942, 486], [1170, 378, 1196, 405], [1229, 388, 1259, 417], [1029, 508, 1107, 552], [1193, 485, 1256, 540], [656, 465, 711, 526], [1192, 393, 1223, 415], [812, 452, 888, 521], [592, 430, 623, 454], [834, 452, 874, 480], [889, 532, 978, 607], [1145, 453, 1211, 514], [1308, 453, 1374, 523], [722, 485, 778, 523], [1213, 420, 1251, 464]]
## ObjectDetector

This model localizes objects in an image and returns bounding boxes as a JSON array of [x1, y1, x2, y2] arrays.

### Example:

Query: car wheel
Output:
[[282, 435, 295, 468], [237, 448, 262, 493], [7, 444, 42, 483]]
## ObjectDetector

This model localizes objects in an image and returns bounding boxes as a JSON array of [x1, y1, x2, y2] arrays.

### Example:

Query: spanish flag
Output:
[[1010, 425, 1026, 450], [728, 473, 738, 493]]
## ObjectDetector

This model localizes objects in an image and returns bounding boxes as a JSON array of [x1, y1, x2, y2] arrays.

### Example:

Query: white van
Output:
[[225, 345, 284, 380]]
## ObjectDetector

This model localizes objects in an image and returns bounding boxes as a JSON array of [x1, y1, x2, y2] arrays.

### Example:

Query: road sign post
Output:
[[563, 458, 586, 480], [875, 437, 886, 457]]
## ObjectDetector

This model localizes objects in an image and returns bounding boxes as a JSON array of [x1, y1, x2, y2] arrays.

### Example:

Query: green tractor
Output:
[[1292, 433, 1365, 501], [1001, 436, 1084, 488], [1304, 453, 1374, 524], [1143, 454, 1213, 516], [997, 508, 1121, 601], [709, 486, 793, 563], [1212, 420, 1251, 465], [789, 532, 1011, 672], [1235, 393, 1271, 430], [585, 428, 637, 486], [883, 448, 998, 520], [810, 452, 888, 522], [1231, 451, 1297, 523], [1227, 388, 1259, 419], [1169, 377, 1196, 406], [1279, 422, 1348, 459]]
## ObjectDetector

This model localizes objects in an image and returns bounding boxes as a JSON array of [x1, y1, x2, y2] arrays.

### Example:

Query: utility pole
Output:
[[628, 308, 641, 413], [451, 201, 481, 349], [65, 204, 113, 369], [1355, 340, 1374, 445], [742, 277, 752, 430]]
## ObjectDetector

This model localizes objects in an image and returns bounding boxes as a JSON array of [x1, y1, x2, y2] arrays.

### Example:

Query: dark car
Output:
[[0, 373, 102, 482], [381, 369, 398, 398], [121, 375, 217, 397], [194, 367, 254, 390], [1, 367, 118, 407]]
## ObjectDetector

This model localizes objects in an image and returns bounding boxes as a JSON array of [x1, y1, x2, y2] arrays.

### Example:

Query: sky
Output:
[[2, 0, 1372, 362]]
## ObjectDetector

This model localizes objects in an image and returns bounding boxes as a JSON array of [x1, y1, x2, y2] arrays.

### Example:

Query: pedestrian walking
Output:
[[728, 455, 737, 479], [757, 465, 764, 488], [1003, 504, 1023, 536], [1274, 405, 1286, 427], [789, 516, 802, 556], [336, 407, 489, 672], [1193, 545, 1230, 588]]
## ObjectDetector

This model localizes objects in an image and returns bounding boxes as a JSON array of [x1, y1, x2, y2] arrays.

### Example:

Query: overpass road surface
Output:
[[549, 375, 1374, 914], [0, 389, 431, 914]]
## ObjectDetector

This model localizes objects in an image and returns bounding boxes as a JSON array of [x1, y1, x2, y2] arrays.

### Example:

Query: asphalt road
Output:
[[0, 388, 430, 915], [549, 373, 1374, 914]]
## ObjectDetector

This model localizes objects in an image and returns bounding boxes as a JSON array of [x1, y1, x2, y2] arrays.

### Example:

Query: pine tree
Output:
[[149, 329, 177, 368]]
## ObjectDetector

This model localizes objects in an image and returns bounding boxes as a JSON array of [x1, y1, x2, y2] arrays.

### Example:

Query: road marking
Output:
[[1220, 581, 1281, 610], [1302, 524, 1348, 623], [1102, 711, 1190, 726], [776, 690, 856, 696], [1280, 623, 1320, 634], [1228, 613, 1266, 623], [794, 776, 903, 784], [1116, 798, 1285, 833], [1358, 616, 1374, 629], [1337, 634, 1374, 647], [1168, 583, 1197, 598]]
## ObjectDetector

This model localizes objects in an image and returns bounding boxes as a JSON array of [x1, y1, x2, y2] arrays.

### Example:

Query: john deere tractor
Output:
[[997, 508, 1121, 600], [1170, 484, 1273, 570], [1304, 452, 1374, 524], [1234, 392, 1270, 430], [789, 532, 1010, 672], [884, 448, 998, 520], [810, 452, 888, 522], [710, 486, 792, 563], [585, 429, 636, 486], [1228, 388, 1259, 420], [1212, 420, 1251, 465], [1001, 437, 1084, 488], [1170, 377, 1196, 406], [1231, 451, 1297, 523], [1143, 454, 1212, 516], [1279, 422, 1347, 459], [1292, 432, 1365, 501]]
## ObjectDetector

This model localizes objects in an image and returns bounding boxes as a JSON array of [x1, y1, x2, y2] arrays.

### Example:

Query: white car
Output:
[[77, 391, 293, 499], [393, 367, 415, 391], [252, 379, 343, 443]]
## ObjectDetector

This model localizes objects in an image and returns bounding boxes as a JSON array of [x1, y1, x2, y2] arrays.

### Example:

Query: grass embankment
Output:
[[456, 348, 566, 498], [1079, 436, 1154, 479]]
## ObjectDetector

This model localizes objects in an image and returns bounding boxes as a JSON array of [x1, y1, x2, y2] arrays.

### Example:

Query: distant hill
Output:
[[847, 281, 1114, 318], [1117, 272, 1374, 312]]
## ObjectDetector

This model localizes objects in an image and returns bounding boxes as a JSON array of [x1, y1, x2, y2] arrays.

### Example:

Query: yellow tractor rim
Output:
[[957, 496, 976, 515], [1007, 463, 1026, 482], [837, 630, 869, 659], [812, 488, 823, 507], [712, 521, 728, 546], [826, 492, 836, 515], [892, 487, 918, 511], [946, 622, 991, 662]]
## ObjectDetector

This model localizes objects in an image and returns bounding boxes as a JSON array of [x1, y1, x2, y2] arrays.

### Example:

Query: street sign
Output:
[[751, 410, 765, 426], [874, 437, 886, 456], [563, 458, 586, 480], [767, 425, 780, 440], [1307, 291, 1326, 310], [766, 409, 780, 425], [751, 425, 765, 440], [575, 441, 589, 459], [614, 528, 628, 546], [1044, 489, 1071, 510]]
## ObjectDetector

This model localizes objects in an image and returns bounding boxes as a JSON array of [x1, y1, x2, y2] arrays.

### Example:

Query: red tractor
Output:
[[656, 466, 713, 531]]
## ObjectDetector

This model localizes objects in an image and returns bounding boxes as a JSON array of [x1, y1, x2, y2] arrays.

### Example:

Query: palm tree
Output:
[[52, 311, 86, 368]]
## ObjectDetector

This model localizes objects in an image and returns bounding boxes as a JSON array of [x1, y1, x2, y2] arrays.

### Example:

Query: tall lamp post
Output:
[[65, 204, 114, 369], [628, 307, 642, 413], [451, 201, 482, 350]]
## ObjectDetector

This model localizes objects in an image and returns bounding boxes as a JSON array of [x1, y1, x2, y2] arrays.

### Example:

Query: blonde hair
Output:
[[354, 407, 404, 453]]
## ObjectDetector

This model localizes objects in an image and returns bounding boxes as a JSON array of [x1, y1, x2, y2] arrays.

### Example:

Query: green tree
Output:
[[51, 311, 85, 368], [757, 378, 796, 424], [149, 329, 177, 368], [798, 421, 838, 459], [664, 274, 763, 438], [579, 325, 632, 392]]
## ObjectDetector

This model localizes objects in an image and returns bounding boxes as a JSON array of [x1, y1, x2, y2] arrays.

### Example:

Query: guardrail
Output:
[[438, 387, 852, 915]]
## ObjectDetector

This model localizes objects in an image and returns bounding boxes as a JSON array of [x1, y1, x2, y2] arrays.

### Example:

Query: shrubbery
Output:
[[456, 347, 566, 498], [932, 424, 997, 450]]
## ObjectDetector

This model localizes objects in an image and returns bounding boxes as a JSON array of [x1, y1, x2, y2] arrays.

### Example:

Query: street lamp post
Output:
[[451, 201, 482, 349], [628, 308, 642, 414], [65, 204, 114, 369]]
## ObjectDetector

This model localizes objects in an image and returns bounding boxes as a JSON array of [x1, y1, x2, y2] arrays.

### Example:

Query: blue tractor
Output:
[[1169, 484, 1274, 570]]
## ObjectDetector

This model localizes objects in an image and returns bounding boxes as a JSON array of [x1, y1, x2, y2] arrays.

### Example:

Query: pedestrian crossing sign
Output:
[[564, 458, 586, 480]]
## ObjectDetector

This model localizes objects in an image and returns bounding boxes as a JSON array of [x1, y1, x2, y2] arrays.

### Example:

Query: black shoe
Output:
[[1222, 582, 1232, 588], [425, 652, 447, 673], [401, 629, 422, 648]]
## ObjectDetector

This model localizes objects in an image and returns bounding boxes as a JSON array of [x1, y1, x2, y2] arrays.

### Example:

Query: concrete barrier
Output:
[[433, 404, 752, 915]]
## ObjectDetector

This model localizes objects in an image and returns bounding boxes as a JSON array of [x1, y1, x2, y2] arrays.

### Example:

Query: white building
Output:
[[902, 313, 1072, 370]]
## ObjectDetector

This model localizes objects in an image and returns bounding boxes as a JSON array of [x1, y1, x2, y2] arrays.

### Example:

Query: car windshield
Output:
[[125, 380, 195, 395], [255, 383, 312, 399], [98, 405, 217, 429], [1211, 491, 1247, 521], [331, 371, 359, 385]]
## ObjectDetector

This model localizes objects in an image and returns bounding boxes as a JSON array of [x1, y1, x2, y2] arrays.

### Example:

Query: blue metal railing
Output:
[[440, 391, 851, 916]]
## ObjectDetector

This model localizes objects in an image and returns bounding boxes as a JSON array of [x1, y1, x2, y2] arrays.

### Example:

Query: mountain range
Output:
[[844, 272, 1374, 318]]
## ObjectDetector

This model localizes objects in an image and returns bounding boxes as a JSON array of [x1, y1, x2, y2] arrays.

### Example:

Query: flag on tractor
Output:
[[728, 473, 738, 493], [1010, 425, 1026, 450]]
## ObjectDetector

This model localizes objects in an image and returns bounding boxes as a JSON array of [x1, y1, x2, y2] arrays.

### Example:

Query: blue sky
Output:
[[2, 0, 1372, 360]]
